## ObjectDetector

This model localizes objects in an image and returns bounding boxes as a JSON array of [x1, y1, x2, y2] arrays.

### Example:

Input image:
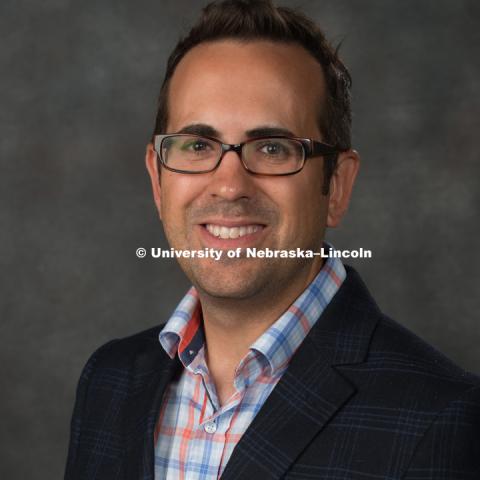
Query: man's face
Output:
[[147, 40, 345, 301]]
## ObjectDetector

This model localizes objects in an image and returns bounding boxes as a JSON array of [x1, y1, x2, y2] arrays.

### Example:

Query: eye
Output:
[[259, 141, 288, 156], [181, 138, 213, 153]]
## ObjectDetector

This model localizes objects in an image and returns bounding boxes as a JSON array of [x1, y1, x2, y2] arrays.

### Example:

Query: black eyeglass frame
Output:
[[153, 133, 340, 176]]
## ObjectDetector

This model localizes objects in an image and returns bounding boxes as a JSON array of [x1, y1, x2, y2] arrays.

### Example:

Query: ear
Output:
[[145, 143, 162, 220], [326, 149, 360, 227]]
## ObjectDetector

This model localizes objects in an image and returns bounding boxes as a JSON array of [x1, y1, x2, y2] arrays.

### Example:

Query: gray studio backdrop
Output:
[[1, 0, 479, 478]]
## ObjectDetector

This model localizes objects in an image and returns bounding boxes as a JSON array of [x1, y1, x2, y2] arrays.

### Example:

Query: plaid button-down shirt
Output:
[[154, 254, 346, 479]]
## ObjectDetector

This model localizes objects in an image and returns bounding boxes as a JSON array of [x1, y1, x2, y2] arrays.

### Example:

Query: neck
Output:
[[197, 257, 324, 405]]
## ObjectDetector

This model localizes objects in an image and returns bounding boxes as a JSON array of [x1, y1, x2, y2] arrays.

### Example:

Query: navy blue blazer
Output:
[[65, 267, 480, 479]]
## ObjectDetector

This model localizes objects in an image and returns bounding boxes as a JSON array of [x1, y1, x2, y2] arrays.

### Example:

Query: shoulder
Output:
[[87, 325, 165, 364], [333, 271, 480, 475], [378, 319, 480, 477], [339, 265, 480, 396], [370, 313, 480, 393], [334, 266, 480, 421], [65, 325, 173, 475], [70, 324, 173, 427], [77, 324, 169, 387], [340, 307, 480, 454]]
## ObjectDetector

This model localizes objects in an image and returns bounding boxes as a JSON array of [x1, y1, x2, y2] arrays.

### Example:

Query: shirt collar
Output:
[[159, 246, 346, 374], [159, 287, 205, 366], [250, 253, 345, 376]]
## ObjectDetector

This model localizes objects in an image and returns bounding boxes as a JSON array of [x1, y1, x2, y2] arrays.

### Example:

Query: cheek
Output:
[[273, 176, 327, 239], [160, 174, 204, 220]]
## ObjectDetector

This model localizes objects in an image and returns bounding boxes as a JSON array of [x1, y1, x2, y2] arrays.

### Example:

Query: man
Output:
[[65, 1, 480, 479]]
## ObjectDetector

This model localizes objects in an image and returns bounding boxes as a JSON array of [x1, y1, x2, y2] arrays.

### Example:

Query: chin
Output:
[[186, 264, 266, 300], [194, 276, 260, 300], [199, 288, 254, 300]]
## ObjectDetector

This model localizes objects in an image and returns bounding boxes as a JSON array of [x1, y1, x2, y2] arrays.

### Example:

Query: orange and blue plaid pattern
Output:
[[154, 254, 346, 479]]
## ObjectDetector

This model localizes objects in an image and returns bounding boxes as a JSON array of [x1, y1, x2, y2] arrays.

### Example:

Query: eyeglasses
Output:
[[153, 133, 339, 176]]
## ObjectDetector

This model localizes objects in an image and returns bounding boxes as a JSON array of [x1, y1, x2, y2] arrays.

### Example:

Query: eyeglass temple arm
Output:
[[308, 140, 339, 157]]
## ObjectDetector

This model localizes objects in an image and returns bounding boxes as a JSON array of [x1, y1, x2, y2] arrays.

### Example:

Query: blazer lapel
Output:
[[124, 341, 182, 480], [221, 267, 380, 480]]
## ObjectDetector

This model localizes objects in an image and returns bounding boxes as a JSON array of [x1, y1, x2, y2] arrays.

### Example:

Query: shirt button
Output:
[[204, 421, 217, 434]]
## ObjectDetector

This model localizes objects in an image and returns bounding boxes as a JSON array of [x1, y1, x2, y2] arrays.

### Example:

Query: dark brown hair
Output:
[[152, 0, 352, 193]]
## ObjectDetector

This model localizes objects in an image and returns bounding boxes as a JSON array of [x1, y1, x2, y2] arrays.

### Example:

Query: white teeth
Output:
[[205, 224, 261, 239], [229, 227, 239, 239], [220, 226, 230, 239]]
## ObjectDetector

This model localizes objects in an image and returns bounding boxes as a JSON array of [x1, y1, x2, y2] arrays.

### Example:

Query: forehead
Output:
[[166, 40, 326, 136]]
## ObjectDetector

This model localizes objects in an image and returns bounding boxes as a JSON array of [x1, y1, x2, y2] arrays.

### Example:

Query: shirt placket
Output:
[[187, 348, 266, 478]]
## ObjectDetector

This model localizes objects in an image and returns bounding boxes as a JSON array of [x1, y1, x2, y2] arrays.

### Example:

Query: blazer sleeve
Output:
[[403, 385, 480, 480], [64, 340, 118, 480]]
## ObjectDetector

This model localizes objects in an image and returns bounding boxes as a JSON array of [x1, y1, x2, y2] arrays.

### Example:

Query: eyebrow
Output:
[[175, 123, 297, 141], [176, 124, 220, 137], [245, 126, 296, 138]]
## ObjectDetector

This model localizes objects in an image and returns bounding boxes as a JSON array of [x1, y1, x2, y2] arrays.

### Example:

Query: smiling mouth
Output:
[[204, 224, 263, 239]]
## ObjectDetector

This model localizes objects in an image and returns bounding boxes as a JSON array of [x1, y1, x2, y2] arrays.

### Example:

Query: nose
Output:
[[207, 149, 256, 201]]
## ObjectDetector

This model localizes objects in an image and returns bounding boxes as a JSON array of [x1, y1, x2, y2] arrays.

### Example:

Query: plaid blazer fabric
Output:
[[65, 266, 480, 479]]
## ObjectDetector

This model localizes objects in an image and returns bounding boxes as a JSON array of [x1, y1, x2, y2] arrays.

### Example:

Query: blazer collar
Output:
[[221, 266, 381, 480]]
